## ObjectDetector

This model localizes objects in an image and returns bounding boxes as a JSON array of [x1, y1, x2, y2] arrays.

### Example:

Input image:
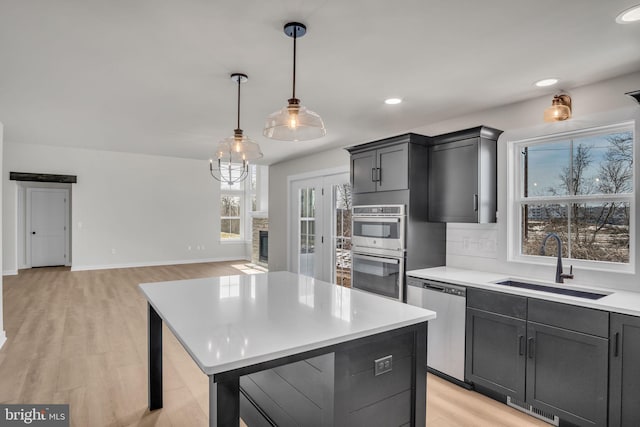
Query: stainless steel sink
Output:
[[493, 280, 609, 300]]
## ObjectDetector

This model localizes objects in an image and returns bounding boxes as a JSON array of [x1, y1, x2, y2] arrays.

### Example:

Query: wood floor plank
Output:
[[1, 261, 548, 426]]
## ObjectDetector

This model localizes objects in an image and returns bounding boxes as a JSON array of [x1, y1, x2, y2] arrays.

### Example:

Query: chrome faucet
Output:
[[539, 233, 574, 284]]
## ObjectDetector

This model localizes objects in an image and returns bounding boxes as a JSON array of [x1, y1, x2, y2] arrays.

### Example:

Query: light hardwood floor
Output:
[[0, 262, 548, 426]]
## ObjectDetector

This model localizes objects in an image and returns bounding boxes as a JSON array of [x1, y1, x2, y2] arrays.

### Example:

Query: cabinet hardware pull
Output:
[[371, 168, 376, 183], [473, 194, 478, 212], [614, 332, 620, 357], [518, 335, 525, 356], [377, 168, 382, 183], [528, 337, 535, 359]]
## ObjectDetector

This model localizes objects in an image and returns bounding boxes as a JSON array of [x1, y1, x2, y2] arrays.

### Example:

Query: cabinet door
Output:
[[351, 150, 377, 194], [526, 322, 608, 426], [610, 313, 640, 427], [428, 138, 478, 222], [465, 308, 526, 400], [377, 143, 408, 192]]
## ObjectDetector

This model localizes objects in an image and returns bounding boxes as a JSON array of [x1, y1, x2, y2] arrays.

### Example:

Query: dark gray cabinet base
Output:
[[240, 325, 427, 427], [466, 289, 609, 427], [609, 313, 640, 426]]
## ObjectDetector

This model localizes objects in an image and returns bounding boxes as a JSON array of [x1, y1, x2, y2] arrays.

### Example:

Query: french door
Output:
[[289, 172, 351, 285]]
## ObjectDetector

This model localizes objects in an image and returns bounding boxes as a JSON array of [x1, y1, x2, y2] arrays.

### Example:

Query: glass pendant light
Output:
[[543, 93, 572, 122], [210, 73, 263, 185], [263, 22, 326, 142]]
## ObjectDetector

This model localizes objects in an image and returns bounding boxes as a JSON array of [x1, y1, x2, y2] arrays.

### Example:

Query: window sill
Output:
[[508, 254, 635, 275]]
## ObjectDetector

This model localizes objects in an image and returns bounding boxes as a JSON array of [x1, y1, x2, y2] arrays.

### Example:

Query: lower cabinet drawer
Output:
[[528, 298, 609, 338]]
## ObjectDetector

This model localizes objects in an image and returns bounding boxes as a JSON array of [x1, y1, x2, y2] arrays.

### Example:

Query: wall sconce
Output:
[[626, 90, 640, 104], [543, 93, 572, 122]]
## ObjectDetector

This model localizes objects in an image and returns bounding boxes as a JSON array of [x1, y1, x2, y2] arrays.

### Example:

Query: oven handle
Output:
[[353, 217, 401, 223], [352, 253, 401, 264]]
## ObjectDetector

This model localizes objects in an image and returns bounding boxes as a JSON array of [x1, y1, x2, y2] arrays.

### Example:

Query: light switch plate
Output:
[[374, 355, 393, 376]]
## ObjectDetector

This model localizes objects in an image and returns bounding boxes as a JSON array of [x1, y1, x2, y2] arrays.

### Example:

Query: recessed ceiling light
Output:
[[385, 98, 402, 105], [535, 78, 559, 87], [616, 4, 640, 23]]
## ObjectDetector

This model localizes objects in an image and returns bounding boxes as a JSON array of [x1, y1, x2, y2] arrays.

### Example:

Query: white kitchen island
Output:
[[139, 271, 435, 427]]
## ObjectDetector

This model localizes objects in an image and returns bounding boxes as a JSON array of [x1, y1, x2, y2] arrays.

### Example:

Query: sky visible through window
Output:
[[523, 131, 633, 197]]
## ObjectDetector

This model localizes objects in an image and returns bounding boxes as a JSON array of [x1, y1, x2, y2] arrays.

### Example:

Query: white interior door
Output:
[[28, 188, 69, 267], [289, 172, 350, 283]]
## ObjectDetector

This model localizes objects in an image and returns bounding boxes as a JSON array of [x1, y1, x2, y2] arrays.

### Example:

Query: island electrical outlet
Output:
[[374, 355, 392, 376]]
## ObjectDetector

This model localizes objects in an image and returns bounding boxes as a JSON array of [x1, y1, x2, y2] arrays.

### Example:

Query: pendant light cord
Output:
[[236, 77, 241, 130], [292, 28, 297, 99]]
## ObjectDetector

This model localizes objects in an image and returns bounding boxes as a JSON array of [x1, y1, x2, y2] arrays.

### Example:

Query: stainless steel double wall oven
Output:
[[351, 205, 406, 301]]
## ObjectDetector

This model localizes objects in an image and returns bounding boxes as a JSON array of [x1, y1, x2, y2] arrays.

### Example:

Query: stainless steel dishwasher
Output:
[[407, 276, 467, 385]]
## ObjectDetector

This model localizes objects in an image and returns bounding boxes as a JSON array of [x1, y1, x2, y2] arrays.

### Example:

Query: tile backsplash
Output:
[[446, 223, 500, 271]]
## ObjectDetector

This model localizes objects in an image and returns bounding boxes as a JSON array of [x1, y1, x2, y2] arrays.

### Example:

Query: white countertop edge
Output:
[[406, 266, 640, 317], [204, 315, 433, 375], [140, 283, 435, 376]]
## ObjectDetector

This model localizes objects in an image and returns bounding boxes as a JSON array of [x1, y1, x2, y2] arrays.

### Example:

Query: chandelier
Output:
[[210, 73, 263, 185]]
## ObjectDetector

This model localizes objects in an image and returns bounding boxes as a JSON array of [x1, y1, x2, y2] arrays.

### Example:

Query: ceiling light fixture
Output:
[[210, 73, 263, 185], [543, 93, 572, 122], [616, 4, 640, 23], [535, 78, 558, 87], [263, 22, 326, 142], [384, 98, 403, 105]]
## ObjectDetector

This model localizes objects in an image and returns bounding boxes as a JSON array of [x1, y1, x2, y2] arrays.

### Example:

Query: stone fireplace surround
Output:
[[251, 212, 268, 268]]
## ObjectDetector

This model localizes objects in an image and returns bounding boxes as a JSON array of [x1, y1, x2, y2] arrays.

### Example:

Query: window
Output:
[[513, 123, 634, 266], [219, 164, 264, 241]]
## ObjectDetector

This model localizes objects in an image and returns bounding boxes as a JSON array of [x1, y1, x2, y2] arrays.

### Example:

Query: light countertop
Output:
[[407, 266, 640, 317], [139, 271, 436, 375]]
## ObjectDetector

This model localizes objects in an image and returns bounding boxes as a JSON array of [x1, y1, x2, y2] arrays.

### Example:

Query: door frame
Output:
[[25, 187, 71, 268], [286, 166, 349, 281]]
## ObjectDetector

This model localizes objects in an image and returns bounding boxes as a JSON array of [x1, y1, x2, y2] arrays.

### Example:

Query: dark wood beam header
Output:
[[9, 172, 77, 184]]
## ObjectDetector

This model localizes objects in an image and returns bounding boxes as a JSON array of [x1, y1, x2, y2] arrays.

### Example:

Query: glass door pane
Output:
[[298, 186, 317, 278], [333, 183, 352, 287]]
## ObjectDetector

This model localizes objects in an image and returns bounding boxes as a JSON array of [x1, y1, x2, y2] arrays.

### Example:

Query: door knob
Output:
[[32, 231, 36, 235]]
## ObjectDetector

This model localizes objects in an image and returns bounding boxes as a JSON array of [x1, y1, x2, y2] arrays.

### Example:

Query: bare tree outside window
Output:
[[335, 183, 352, 287], [520, 128, 633, 264]]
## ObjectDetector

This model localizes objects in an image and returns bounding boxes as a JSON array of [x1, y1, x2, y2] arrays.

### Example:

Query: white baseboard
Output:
[[0, 331, 6, 350], [70, 256, 251, 272], [2, 270, 18, 276]]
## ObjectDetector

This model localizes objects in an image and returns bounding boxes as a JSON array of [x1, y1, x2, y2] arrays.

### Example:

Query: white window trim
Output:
[[220, 190, 244, 243], [507, 120, 636, 274], [219, 164, 264, 244]]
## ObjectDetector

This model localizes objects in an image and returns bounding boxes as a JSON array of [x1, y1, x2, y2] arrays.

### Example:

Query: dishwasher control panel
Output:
[[407, 278, 466, 297]]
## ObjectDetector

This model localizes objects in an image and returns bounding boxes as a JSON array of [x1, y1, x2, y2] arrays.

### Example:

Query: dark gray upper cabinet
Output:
[[466, 289, 609, 426], [428, 126, 503, 223], [347, 134, 428, 194], [609, 313, 640, 427]]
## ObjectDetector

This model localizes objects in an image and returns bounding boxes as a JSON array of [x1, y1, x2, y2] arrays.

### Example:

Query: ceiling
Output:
[[0, 0, 639, 165]]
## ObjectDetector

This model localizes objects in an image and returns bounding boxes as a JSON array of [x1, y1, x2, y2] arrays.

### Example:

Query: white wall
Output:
[[0, 121, 5, 349], [268, 71, 640, 292], [3, 143, 248, 273], [268, 148, 350, 272]]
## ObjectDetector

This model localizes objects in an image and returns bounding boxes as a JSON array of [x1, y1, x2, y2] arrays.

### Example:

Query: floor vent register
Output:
[[507, 396, 560, 426]]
